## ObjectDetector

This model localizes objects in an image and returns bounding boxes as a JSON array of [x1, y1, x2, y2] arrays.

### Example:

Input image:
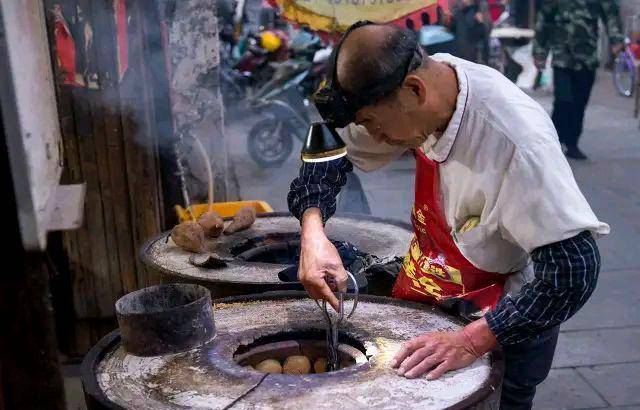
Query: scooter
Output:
[[220, 34, 271, 115], [221, 31, 287, 112], [246, 47, 331, 168], [246, 60, 313, 167]]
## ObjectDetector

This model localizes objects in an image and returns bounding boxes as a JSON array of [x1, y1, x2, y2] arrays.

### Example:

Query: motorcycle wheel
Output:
[[247, 118, 295, 168]]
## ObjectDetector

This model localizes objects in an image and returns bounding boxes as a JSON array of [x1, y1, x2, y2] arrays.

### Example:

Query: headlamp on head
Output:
[[303, 21, 424, 162], [300, 121, 347, 163]]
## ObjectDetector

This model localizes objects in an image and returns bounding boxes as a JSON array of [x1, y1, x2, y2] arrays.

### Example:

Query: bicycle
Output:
[[613, 37, 636, 97]]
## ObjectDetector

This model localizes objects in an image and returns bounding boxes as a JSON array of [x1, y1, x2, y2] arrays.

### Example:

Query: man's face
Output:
[[354, 90, 430, 149]]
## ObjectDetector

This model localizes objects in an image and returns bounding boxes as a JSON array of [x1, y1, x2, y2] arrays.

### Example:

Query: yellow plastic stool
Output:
[[175, 200, 274, 223]]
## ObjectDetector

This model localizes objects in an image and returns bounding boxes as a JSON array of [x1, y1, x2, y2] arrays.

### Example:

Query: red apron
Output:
[[392, 149, 507, 319]]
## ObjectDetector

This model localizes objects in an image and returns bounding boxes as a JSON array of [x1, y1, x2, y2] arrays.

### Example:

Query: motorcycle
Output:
[[246, 47, 331, 168], [220, 34, 269, 115], [221, 30, 289, 114], [246, 60, 313, 167]]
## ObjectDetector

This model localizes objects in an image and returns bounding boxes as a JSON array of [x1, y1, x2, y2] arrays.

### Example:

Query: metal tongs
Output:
[[315, 271, 359, 371]]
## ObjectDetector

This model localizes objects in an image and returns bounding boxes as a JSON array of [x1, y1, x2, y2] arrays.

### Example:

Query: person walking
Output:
[[533, 1, 624, 160], [449, 0, 491, 63]]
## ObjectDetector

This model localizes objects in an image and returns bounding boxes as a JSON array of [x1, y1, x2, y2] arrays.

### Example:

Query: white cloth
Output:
[[339, 54, 610, 273]]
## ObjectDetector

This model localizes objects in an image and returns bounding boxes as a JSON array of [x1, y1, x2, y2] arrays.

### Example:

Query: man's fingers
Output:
[[305, 280, 339, 311], [391, 342, 415, 368], [317, 280, 340, 311], [325, 267, 348, 293], [426, 360, 452, 380], [335, 267, 348, 293], [306, 287, 323, 301], [391, 337, 424, 368], [397, 346, 434, 376], [404, 354, 444, 379]]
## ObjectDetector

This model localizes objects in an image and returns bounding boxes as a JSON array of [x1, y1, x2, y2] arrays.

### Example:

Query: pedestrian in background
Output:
[[405, 18, 417, 36], [533, 1, 624, 160], [421, 11, 431, 26], [449, 0, 491, 63]]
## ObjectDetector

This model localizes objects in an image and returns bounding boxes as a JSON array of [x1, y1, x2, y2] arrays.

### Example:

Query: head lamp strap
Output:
[[314, 21, 423, 127], [325, 20, 376, 93]]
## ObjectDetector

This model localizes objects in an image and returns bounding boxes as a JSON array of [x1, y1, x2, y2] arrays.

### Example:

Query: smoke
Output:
[[51, 0, 232, 208]]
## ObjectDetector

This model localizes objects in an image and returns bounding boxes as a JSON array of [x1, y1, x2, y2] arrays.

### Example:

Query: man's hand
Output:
[[299, 208, 347, 311], [390, 318, 497, 380]]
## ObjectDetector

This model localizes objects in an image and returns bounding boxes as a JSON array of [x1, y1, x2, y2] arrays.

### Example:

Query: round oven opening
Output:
[[229, 233, 372, 289], [233, 329, 369, 375], [239, 241, 302, 265]]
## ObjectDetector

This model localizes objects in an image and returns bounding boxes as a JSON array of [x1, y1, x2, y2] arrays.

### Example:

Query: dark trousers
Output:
[[500, 326, 560, 409], [551, 67, 596, 149]]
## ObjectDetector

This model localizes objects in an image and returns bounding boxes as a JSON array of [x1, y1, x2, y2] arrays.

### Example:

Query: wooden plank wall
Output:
[[43, 0, 174, 355]]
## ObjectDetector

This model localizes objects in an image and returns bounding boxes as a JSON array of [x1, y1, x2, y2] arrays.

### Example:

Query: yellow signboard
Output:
[[276, 0, 438, 31]]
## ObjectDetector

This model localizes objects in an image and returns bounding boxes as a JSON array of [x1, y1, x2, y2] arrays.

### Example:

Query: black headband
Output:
[[313, 21, 424, 128]]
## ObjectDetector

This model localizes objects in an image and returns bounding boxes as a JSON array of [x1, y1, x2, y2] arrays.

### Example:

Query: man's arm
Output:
[[532, 1, 556, 67], [485, 230, 600, 345], [287, 157, 353, 224], [601, 0, 624, 50], [391, 231, 600, 379], [287, 158, 353, 311]]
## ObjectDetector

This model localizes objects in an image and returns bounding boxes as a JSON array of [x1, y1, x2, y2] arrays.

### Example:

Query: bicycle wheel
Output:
[[613, 52, 636, 97]]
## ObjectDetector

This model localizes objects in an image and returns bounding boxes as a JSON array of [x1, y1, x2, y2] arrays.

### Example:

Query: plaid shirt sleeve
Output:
[[485, 230, 601, 345], [287, 158, 353, 223]]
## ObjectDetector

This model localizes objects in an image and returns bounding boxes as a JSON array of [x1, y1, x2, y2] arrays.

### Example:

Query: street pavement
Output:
[[227, 68, 640, 409]]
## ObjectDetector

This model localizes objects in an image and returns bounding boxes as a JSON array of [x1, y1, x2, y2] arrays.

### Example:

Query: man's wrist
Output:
[[301, 208, 325, 239], [461, 317, 498, 357]]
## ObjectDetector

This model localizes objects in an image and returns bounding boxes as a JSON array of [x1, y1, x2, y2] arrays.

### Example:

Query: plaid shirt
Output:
[[287, 158, 353, 224], [485, 230, 600, 345], [288, 159, 600, 346]]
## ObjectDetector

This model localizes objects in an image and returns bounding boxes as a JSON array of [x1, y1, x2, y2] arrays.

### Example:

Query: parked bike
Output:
[[246, 46, 331, 168], [246, 60, 313, 167], [221, 30, 289, 113], [613, 38, 637, 98]]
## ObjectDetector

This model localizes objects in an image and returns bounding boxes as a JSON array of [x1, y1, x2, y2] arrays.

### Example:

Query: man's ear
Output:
[[402, 75, 427, 106]]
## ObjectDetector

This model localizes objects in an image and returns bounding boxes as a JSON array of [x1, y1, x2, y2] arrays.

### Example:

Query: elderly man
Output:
[[288, 22, 609, 409]]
